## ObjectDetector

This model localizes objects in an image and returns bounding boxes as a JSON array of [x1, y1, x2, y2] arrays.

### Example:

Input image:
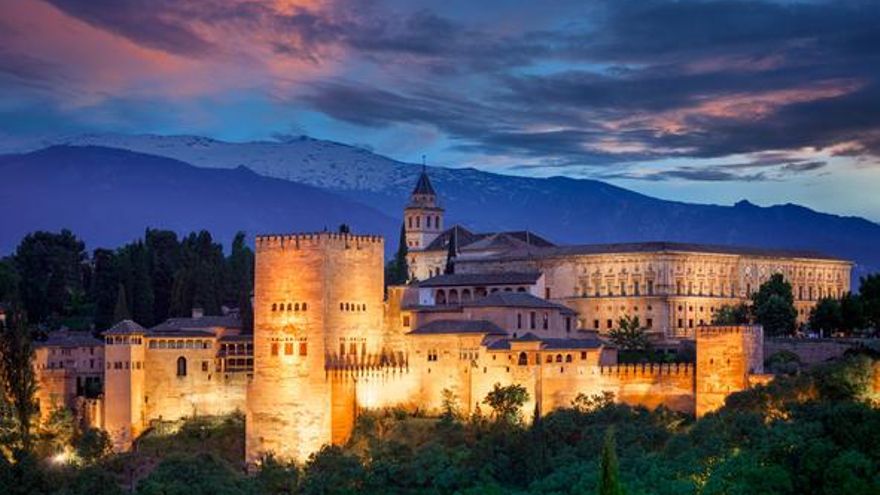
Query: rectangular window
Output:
[[565, 317, 571, 333], [646, 318, 653, 328], [688, 319, 694, 328], [678, 318, 683, 328], [349, 343, 357, 356], [530, 312, 536, 329], [581, 351, 587, 360], [340, 343, 345, 356], [270, 343, 279, 356], [620, 282, 626, 296], [545, 287, 551, 299], [201, 361, 209, 372], [299, 342, 308, 356], [594, 319, 600, 329], [402, 315, 411, 327], [606, 319, 613, 329], [634, 282, 640, 296], [542, 313, 549, 330], [517, 313, 522, 329], [284, 343, 293, 355], [647, 281, 654, 295]]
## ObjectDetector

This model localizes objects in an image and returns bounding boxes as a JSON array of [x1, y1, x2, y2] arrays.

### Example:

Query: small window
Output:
[[565, 354, 572, 363], [402, 315, 411, 327], [302, 303, 308, 311], [271, 343, 279, 356], [517, 352, 528, 366], [542, 313, 549, 330], [176, 357, 187, 377], [606, 319, 613, 329], [646, 318, 653, 328], [530, 312, 536, 329], [299, 342, 308, 356], [285, 343, 293, 355], [517, 313, 522, 329], [580, 351, 587, 360], [201, 361, 208, 372]]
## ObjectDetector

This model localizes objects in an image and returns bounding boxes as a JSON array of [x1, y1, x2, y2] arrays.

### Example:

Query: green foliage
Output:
[[35, 406, 77, 459], [73, 428, 112, 464], [301, 445, 365, 495], [608, 315, 650, 352], [483, 383, 530, 425], [0, 258, 20, 304], [0, 309, 38, 452], [809, 297, 842, 336], [440, 388, 461, 422], [712, 303, 751, 325], [111, 283, 130, 325], [385, 223, 410, 286], [13, 230, 87, 325], [764, 350, 802, 376], [840, 292, 867, 334], [598, 427, 624, 495], [752, 274, 797, 336], [860, 274, 880, 331], [136, 452, 249, 495], [253, 454, 299, 495]]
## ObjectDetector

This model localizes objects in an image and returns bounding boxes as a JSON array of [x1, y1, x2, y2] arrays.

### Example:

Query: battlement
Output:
[[696, 325, 762, 337], [598, 362, 693, 376], [255, 232, 384, 250], [324, 351, 410, 379]]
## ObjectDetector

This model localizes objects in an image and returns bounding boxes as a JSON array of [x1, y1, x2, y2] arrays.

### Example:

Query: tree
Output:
[[13, 230, 86, 325], [35, 405, 76, 459], [90, 249, 119, 330], [112, 283, 130, 324], [440, 388, 461, 422], [483, 383, 529, 425], [73, 427, 112, 464], [0, 258, 19, 303], [712, 303, 750, 325], [752, 274, 797, 336], [608, 316, 650, 352], [227, 232, 254, 332], [809, 297, 842, 337], [385, 223, 410, 286], [0, 309, 38, 452], [840, 292, 866, 335], [137, 452, 250, 495], [145, 229, 181, 324], [301, 445, 365, 495], [444, 228, 457, 275], [598, 427, 624, 495], [859, 274, 880, 331]]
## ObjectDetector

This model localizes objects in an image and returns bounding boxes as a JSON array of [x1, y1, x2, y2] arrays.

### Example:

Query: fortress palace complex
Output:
[[32, 169, 852, 466]]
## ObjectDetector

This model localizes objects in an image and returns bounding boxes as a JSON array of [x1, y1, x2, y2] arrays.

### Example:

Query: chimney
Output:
[[191, 307, 204, 319]]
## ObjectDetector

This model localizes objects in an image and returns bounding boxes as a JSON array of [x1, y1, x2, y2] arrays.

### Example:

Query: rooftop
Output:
[[411, 169, 437, 196], [486, 334, 603, 351], [469, 241, 845, 262], [36, 329, 103, 348], [462, 292, 576, 313], [423, 226, 554, 253], [409, 319, 507, 336], [419, 272, 542, 288], [150, 314, 241, 332], [104, 319, 146, 335]]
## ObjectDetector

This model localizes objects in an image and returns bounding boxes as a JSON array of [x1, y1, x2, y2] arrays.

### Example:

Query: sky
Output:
[[1, 0, 879, 222]]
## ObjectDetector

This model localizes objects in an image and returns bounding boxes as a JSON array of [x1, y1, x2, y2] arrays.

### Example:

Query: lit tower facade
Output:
[[102, 320, 146, 451], [246, 232, 385, 466], [404, 168, 444, 252]]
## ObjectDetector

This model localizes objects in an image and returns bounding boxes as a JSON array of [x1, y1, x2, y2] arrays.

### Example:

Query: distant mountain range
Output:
[[2, 134, 879, 286]]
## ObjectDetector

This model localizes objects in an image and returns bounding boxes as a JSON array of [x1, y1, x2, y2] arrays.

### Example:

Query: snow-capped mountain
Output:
[[3, 134, 880, 284]]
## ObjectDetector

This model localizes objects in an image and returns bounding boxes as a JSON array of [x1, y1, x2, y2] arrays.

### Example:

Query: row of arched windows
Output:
[[434, 286, 527, 304], [148, 339, 211, 350], [407, 214, 442, 230], [272, 302, 308, 312], [340, 302, 366, 312]]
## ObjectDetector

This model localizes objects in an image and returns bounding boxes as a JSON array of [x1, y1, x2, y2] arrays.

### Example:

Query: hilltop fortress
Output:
[[32, 169, 852, 466]]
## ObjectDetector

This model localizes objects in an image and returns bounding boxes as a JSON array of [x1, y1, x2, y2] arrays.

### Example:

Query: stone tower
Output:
[[404, 167, 444, 252], [246, 232, 385, 465], [102, 320, 147, 451], [695, 325, 764, 417]]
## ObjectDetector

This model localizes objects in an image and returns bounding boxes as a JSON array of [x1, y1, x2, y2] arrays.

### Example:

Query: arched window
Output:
[[555, 354, 563, 363], [462, 289, 471, 301], [435, 290, 446, 305], [517, 352, 528, 366], [302, 303, 308, 311], [516, 287, 526, 293], [545, 355, 552, 363], [271, 303, 277, 311], [176, 357, 187, 377], [427, 216, 432, 228], [287, 303, 292, 311], [294, 303, 300, 311], [448, 289, 459, 304], [565, 354, 572, 363]]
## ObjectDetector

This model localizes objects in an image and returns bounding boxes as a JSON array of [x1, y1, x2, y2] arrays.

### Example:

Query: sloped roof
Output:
[[105, 319, 146, 335], [419, 272, 542, 288], [409, 319, 507, 336], [423, 226, 554, 253], [412, 169, 436, 196], [485, 335, 603, 351], [150, 315, 241, 332], [37, 330, 103, 348], [462, 292, 576, 313], [472, 241, 844, 262]]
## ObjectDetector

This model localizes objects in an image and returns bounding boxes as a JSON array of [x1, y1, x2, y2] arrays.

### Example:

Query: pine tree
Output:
[[113, 283, 130, 324], [385, 223, 410, 286], [598, 427, 624, 495], [0, 308, 38, 452], [227, 232, 254, 331], [91, 249, 119, 330], [146, 229, 180, 324]]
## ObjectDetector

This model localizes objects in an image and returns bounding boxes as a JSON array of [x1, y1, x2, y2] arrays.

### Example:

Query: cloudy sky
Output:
[[2, 0, 879, 221]]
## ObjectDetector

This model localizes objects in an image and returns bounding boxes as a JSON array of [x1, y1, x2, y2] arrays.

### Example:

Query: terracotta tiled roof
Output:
[[104, 319, 146, 335], [463, 292, 576, 313]]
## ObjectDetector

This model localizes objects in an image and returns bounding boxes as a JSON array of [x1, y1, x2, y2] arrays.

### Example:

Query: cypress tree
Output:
[[598, 427, 624, 495], [227, 232, 254, 331], [91, 249, 118, 330], [385, 223, 410, 286], [444, 228, 457, 275], [0, 308, 38, 451], [113, 283, 130, 324]]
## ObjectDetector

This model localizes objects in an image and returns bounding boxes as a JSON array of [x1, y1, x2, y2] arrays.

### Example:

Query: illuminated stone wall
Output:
[[246, 233, 385, 465], [103, 337, 146, 451], [695, 325, 764, 417], [457, 251, 851, 339]]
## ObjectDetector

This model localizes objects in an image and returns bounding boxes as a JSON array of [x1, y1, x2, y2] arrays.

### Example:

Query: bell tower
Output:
[[404, 166, 444, 251]]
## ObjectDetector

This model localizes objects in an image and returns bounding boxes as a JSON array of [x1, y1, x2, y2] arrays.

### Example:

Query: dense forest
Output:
[[0, 229, 254, 332], [0, 353, 878, 494]]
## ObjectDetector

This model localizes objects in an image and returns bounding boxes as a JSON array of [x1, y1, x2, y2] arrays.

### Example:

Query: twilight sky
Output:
[[1, 0, 879, 221]]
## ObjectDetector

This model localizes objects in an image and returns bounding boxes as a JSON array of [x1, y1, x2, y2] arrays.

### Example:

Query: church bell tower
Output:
[[404, 166, 444, 252]]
